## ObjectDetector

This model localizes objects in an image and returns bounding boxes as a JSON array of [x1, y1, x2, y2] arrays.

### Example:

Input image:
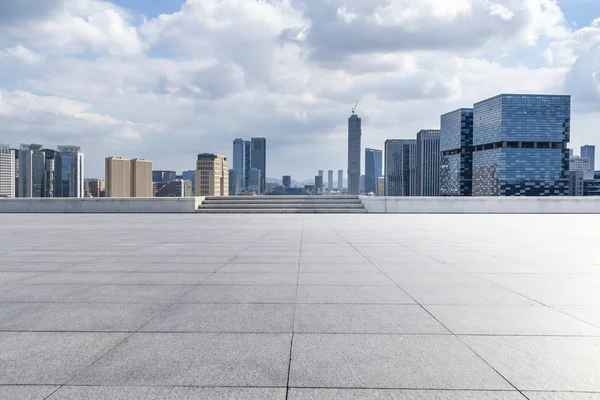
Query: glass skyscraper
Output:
[[416, 130, 440, 196], [347, 114, 361, 195], [384, 139, 416, 196], [54, 146, 84, 198], [440, 108, 474, 196], [232, 138, 245, 194], [365, 148, 382, 195], [250, 138, 266, 194], [581, 145, 595, 171], [472, 94, 570, 196]]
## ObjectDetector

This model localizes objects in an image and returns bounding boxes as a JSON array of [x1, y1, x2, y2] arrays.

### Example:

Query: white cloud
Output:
[[0, 0, 144, 56], [0, 45, 45, 65]]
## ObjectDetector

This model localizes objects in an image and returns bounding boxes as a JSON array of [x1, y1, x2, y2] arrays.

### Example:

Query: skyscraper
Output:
[[416, 130, 441, 196], [233, 138, 245, 194], [318, 170, 323, 177], [131, 159, 153, 197], [385, 139, 417, 196], [0, 144, 15, 198], [365, 148, 382, 195], [250, 138, 266, 194], [282, 175, 291, 189], [348, 113, 362, 195], [327, 170, 334, 192], [42, 149, 56, 198], [228, 169, 237, 196], [195, 154, 228, 196], [338, 170, 343, 192], [248, 167, 261, 193], [440, 108, 474, 196], [472, 94, 570, 196], [315, 175, 323, 194], [581, 145, 595, 170], [244, 141, 251, 190], [105, 157, 131, 197], [18, 144, 45, 198], [55, 146, 84, 198]]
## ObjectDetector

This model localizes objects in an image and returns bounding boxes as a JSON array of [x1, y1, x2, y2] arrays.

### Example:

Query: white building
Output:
[[569, 156, 591, 172], [0, 144, 15, 198]]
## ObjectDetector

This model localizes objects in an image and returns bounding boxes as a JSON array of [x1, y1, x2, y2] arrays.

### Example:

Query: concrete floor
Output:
[[0, 214, 599, 399]]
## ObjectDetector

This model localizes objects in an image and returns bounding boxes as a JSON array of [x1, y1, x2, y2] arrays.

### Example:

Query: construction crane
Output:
[[351, 99, 360, 115]]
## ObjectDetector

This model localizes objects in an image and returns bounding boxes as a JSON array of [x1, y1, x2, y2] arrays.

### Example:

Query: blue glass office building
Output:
[[472, 94, 570, 196], [440, 109, 473, 196], [365, 148, 382, 195]]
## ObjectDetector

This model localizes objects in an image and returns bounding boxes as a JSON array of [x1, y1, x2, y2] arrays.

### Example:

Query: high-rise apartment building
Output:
[[348, 113, 362, 195], [385, 139, 417, 196], [581, 145, 595, 170], [131, 159, 152, 197], [440, 108, 474, 196], [416, 130, 440, 196], [0, 144, 15, 198], [569, 156, 591, 171], [195, 154, 228, 196], [327, 170, 334, 192], [365, 148, 382, 195], [105, 157, 131, 197], [232, 138, 245, 194], [472, 94, 570, 196], [338, 170, 343, 192], [54, 146, 84, 198], [282, 175, 291, 188], [250, 138, 266, 194], [18, 144, 45, 198]]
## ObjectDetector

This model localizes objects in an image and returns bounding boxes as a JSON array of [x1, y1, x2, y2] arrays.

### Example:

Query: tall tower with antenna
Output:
[[348, 100, 362, 195]]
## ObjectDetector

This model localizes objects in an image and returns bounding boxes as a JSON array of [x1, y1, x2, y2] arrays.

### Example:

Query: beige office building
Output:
[[195, 154, 228, 196], [105, 157, 152, 197], [131, 159, 152, 197]]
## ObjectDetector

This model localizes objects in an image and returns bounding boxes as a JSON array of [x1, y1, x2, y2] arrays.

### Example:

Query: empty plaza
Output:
[[0, 213, 599, 399]]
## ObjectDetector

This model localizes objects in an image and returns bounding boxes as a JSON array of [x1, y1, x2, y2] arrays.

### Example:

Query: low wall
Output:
[[359, 196, 600, 214], [0, 197, 206, 213]]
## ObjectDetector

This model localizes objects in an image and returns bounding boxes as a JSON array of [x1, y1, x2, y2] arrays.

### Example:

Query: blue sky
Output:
[[1, 0, 599, 179]]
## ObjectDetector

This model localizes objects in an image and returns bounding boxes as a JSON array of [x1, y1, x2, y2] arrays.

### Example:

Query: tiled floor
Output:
[[0, 213, 599, 399]]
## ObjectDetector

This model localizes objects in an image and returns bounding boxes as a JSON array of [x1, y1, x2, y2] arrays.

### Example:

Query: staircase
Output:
[[197, 195, 367, 213]]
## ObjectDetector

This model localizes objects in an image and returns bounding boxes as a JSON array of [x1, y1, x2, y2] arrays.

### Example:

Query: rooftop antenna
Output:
[[352, 99, 359, 115]]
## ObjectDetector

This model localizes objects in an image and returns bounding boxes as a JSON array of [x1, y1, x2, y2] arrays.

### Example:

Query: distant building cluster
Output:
[[0, 143, 84, 199], [1, 94, 597, 201], [374, 94, 597, 197]]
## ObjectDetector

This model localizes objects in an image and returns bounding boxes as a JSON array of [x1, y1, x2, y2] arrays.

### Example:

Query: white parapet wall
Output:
[[0, 197, 206, 213], [359, 196, 600, 214]]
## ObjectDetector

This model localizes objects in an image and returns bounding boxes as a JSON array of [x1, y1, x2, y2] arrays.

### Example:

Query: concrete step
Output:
[[196, 208, 368, 214], [206, 195, 359, 201], [202, 199, 363, 205], [200, 203, 365, 209]]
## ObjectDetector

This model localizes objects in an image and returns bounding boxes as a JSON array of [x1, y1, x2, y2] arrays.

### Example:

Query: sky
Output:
[[0, 0, 599, 181]]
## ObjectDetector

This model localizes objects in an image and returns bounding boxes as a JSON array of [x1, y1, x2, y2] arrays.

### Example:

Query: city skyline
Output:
[[0, 1, 599, 180]]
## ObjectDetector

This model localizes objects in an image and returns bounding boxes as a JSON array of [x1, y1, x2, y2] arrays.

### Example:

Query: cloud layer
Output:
[[0, 0, 599, 179]]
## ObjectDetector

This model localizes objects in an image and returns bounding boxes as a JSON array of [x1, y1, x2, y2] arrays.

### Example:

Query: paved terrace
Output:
[[1, 214, 599, 400]]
